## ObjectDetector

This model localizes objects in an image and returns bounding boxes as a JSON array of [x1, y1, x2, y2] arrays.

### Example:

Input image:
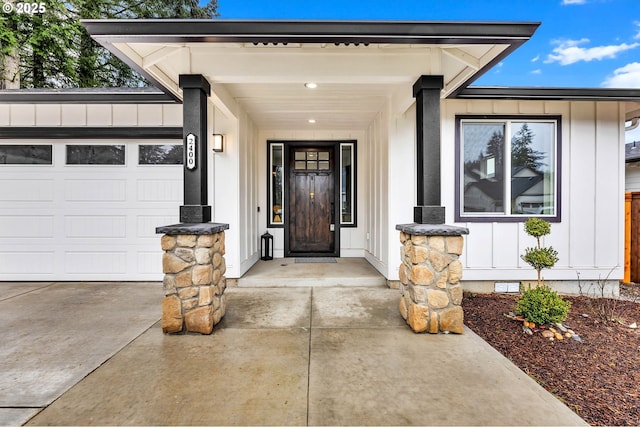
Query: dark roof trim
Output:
[[458, 86, 640, 101], [0, 88, 178, 104], [82, 19, 540, 45], [0, 127, 183, 139]]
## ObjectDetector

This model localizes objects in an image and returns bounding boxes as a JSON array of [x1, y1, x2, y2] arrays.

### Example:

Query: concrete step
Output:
[[238, 258, 388, 287]]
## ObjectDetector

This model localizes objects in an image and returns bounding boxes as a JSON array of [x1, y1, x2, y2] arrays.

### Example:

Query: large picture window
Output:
[[456, 116, 560, 222]]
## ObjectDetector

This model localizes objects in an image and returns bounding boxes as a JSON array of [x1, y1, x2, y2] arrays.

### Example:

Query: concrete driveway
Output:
[[0, 282, 586, 426]]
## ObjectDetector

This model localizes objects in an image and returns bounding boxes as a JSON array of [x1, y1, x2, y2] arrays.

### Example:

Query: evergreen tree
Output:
[[511, 123, 545, 171], [0, 0, 218, 88], [485, 130, 504, 178]]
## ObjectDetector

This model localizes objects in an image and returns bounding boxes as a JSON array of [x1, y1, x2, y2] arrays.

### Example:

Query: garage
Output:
[[0, 137, 182, 281]]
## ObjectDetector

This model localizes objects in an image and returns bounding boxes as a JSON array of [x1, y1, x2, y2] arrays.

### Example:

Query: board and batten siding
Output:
[[0, 103, 183, 127], [442, 100, 625, 282], [363, 109, 390, 276]]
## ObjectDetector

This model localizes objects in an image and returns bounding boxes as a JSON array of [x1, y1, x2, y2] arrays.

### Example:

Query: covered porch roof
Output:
[[82, 19, 539, 131]]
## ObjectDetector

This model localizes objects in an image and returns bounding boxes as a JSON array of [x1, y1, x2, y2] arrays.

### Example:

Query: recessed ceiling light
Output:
[[308, 119, 317, 124], [305, 82, 318, 89]]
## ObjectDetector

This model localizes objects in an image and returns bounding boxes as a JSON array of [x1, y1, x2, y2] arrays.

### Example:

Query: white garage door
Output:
[[0, 140, 182, 281]]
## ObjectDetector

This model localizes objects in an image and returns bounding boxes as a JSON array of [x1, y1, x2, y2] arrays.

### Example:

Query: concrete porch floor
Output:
[[0, 281, 587, 426], [237, 257, 388, 287]]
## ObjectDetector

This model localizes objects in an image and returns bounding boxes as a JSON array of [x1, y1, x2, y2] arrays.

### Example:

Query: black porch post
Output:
[[179, 74, 211, 223], [413, 75, 445, 224]]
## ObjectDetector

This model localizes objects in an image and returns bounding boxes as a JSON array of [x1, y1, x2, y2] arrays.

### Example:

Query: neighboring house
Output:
[[1, 20, 640, 292], [625, 140, 640, 190]]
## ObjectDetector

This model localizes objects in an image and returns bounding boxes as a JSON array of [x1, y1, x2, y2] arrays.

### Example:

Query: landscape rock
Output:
[[541, 330, 555, 338]]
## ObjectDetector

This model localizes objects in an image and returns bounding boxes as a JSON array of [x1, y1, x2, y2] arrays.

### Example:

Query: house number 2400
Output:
[[186, 133, 197, 170]]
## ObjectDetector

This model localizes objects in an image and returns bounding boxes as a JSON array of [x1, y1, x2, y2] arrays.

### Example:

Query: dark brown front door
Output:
[[287, 146, 337, 256]]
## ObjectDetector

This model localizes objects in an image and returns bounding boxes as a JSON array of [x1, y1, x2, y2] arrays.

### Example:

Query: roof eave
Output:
[[82, 19, 540, 45], [457, 86, 640, 101], [0, 88, 179, 104]]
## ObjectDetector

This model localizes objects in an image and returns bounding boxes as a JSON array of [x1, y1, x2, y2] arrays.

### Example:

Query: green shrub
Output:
[[523, 217, 551, 239], [515, 285, 571, 325], [521, 217, 558, 286], [521, 246, 559, 272]]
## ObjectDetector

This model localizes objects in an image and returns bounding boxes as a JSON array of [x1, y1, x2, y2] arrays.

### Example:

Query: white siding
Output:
[[239, 108, 260, 274], [385, 104, 414, 280], [211, 103, 240, 278], [440, 99, 625, 282], [363, 110, 390, 275]]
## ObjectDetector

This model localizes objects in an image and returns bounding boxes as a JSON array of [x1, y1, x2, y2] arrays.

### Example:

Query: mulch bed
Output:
[[462, 289, 640, 426]]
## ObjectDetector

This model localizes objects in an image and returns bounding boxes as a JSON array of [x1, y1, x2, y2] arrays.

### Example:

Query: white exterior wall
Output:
[[441, 100, 626, 282], [257, 129, 367, 259], [386, 103, 417, 280], [362, 110, 391, 276], [210, 98, 261, 279]]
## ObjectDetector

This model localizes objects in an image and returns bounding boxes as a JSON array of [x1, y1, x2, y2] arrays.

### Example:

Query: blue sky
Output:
[[216, 0, 640, 141]]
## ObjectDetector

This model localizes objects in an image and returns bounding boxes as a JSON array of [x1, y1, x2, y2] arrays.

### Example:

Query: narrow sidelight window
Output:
[[340, 143, 355, 225], [269, 143, 284, 226]]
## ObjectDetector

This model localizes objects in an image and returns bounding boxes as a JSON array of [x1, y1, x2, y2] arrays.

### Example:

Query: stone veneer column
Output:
[[396, 223, 469, 334], [156, 223, 229, 335]]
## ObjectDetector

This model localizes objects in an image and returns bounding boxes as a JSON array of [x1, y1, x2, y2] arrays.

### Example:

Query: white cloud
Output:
[[531, 55, 540, 62], [635, 21, 640, 39], [545, 38, 640, 65], [531, 69, 542, 74], [561, 0, 586, 4], [602, 62, 640, 88]]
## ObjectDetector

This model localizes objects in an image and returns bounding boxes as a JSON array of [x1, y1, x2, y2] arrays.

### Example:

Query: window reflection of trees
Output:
[[463, 124, 505, 213], [66, 145, 125, 165], [138, 145, 183, 165], [462, 120, 555, 216], [0, 145, 52, 164]]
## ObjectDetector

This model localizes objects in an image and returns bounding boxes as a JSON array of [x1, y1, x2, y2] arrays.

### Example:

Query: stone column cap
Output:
[[156, 222, 229, 235], [396, 223, 469, 236]]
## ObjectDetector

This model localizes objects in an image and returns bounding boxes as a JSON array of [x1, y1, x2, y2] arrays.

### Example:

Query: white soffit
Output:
[[627, 102, 640, 121], [113, 41, 508, 130]]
